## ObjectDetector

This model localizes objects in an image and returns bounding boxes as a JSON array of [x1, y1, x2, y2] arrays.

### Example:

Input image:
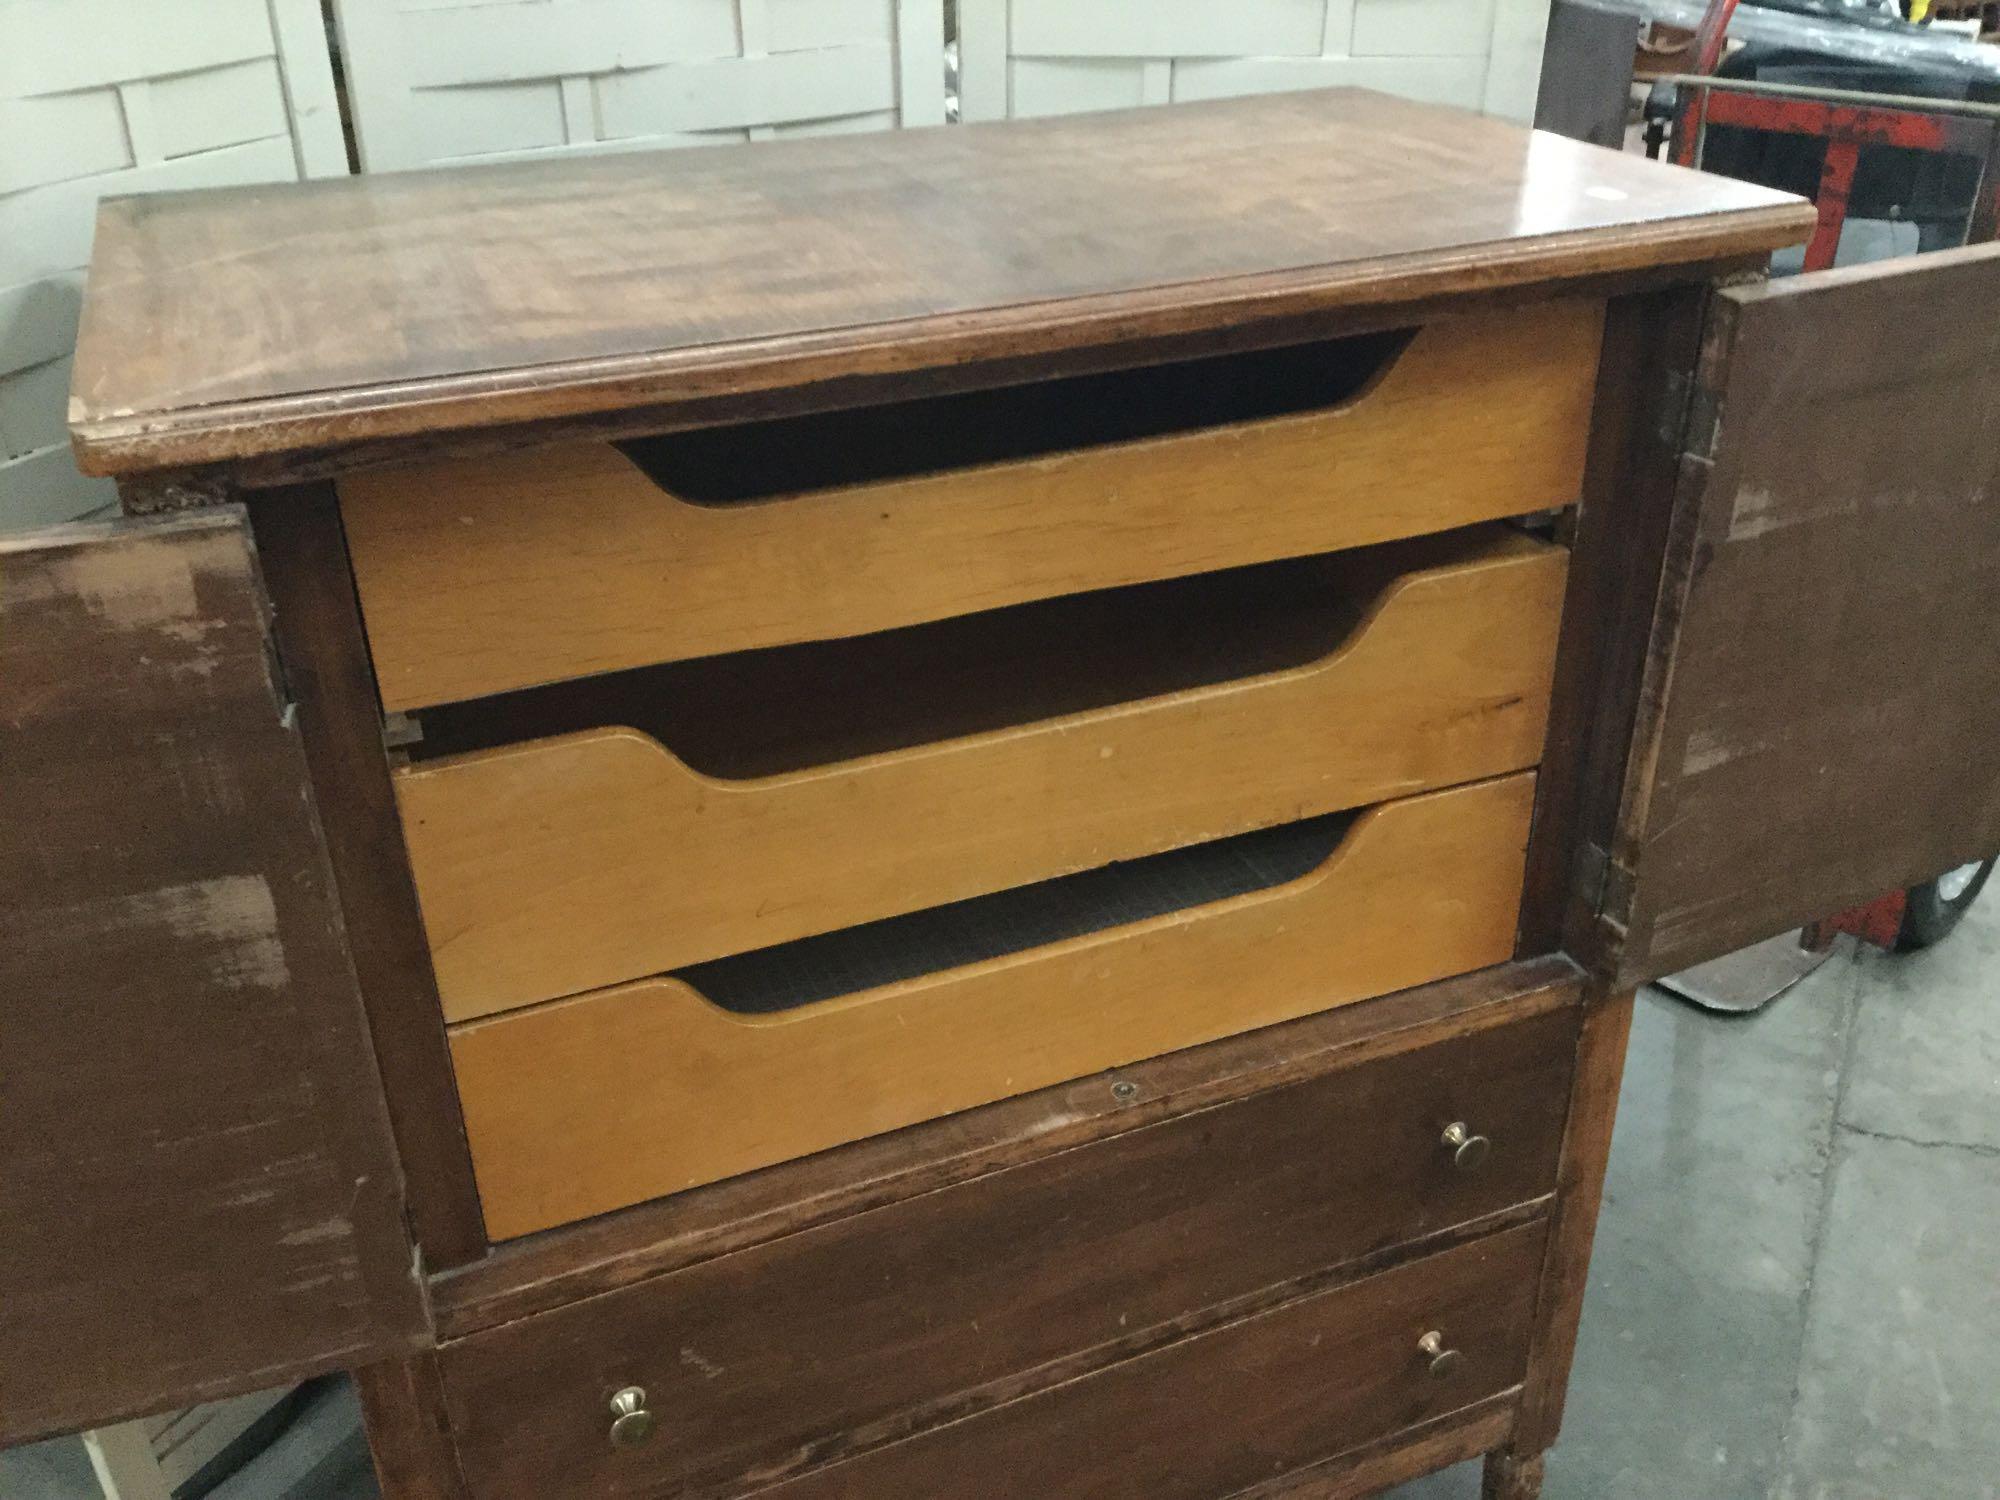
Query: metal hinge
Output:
[[382, 711, 424, 751], [1659, 367, 1723, 462], [1576, 840, 1641, 924], [1600, 861, 1638, 933], [1574, 841, 1612, 915]]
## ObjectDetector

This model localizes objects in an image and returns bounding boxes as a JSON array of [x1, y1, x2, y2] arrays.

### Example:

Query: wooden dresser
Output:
[[9, 89, 1999, 1498]]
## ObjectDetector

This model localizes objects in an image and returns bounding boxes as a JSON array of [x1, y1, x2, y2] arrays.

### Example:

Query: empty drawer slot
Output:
[[682, 811, 1354, 1015], [614, 329, 1415, 502]]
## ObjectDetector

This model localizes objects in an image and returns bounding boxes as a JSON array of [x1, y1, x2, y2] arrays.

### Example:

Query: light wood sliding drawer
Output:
[[339, 298, 1603, 711], [450, 770, 1537, 1238], [403, 527, 1565, 1020], [437, 999, 1571, 1499]]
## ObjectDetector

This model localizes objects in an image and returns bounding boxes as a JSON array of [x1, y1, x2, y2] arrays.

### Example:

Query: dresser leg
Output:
[[1481, 1449, 1545, 1500], [353, 1354, 472, 1500]]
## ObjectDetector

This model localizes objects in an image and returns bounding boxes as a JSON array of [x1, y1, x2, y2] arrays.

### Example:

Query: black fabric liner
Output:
[[679, 810, 1358, 1015], [408, 547, 1385, 772], [614, 328, 1416, 503]]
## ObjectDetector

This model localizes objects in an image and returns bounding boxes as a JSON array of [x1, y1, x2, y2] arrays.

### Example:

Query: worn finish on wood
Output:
[[246, 486, 489, 1270], [338, 301, 1597, 710], [48, 87, 1846, 1495], [404, 529, 1566, 1020], [451, 772, 1538, 1239], [70, 89, 1811, 478], [0, 515, 425, 1445], [1611, 245, 2000, 985], [117, 260, 1779, 496], [1511, 990, 1637, 1458], [437, 1004, 1572, 1498], [746, 1225, 1547, 1500], [1517, 284, 1713, 959], [1482, 1450, 1547, 1500], [1241, 1394, 1517, 1500], [352, 1355, 472, 1500], [432, 957, 1583, 1337]]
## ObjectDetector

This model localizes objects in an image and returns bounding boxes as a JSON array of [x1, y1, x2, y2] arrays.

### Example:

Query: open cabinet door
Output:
[[0, 513, 427, 1445], [1610, 244, 2000, 989]]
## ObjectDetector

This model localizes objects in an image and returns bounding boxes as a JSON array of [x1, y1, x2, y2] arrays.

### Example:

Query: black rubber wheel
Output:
[[1897, 856, 1997, 951]]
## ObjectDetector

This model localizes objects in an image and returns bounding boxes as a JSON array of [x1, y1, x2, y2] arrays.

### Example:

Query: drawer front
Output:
[[437, 1004, 1573, 1498], [451, 772, 1538, 1238], [403, 528, 1567, 1020], [447, 1217, 1549, 1500], [339, 299, 1602, 712], [759, 1224, 1546, 1500]]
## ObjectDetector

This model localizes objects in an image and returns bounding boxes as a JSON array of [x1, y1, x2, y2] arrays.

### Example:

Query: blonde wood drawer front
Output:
[[450, 771, 1537, 1239], [338, 299, 1603, 712], [401, 527, 1566, 1021]]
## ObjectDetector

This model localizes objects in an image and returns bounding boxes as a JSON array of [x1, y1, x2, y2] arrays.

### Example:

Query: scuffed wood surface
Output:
[[0, 514, 426, 1444], [1510, 990, 1636, 1456], [748, 1224, 1546, 1500], [70, 89, 1810, 477], [1612, 245, 2000, 983], [248, 487, 490, 1269], [352, 1354, 472, 1500]]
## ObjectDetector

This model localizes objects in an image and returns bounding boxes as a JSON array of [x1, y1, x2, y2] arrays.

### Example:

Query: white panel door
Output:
[[958, 0, 1549, 126], [0, 0, 344, 531], [333, 0, 950, 172]]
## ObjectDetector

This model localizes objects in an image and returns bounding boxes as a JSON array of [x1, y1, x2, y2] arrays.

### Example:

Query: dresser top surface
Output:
[[71, 88, 1812, 480]]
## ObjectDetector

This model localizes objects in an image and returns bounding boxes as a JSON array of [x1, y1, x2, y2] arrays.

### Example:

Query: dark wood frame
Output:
[[66, 186, 1868, 1496], [247, 487, 490, 1268], [176, 271, 1730, 1497], [178, 268, 1729, 1295], [70, 83, 2000, 1500]]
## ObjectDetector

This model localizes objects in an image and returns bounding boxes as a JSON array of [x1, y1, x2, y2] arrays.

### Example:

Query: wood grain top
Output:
[[71, 89, 1813, 478]]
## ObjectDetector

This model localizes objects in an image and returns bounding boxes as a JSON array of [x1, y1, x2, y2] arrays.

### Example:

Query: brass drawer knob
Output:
[[1417, 1330, 1463, 1380], [1441, 1121, 1490, 1171], [608, 1386, 657, 1449]]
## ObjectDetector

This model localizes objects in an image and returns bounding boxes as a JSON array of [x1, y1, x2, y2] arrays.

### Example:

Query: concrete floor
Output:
[[7, 898, 1992, 1500], [1393, 893, 2000, 1500]]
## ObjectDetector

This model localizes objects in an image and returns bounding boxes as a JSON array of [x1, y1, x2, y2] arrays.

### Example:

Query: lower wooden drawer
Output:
[[760, 1223, 1546, 1500], [450, 771, 1538, 1238], [444, 1222, 1546, 1500], [434, 1001, 1572, 1499]]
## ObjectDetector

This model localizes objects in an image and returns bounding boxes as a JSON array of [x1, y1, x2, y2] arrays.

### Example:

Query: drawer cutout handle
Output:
[[608, 1387, 657, 1449], [1440, 1121, 1491, 1172], [1417, 1331, 1463, 1380]]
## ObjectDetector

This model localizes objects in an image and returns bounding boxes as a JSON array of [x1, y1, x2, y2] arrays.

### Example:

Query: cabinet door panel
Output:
[[1613, 245, 2000, 985], [0, 513, 426, 1444]]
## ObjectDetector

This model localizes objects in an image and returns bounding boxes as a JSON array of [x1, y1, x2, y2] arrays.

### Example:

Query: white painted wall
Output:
[[0, 0, 346, 529], [957, 0, 1551, 124], [330, 0, 950, 172]]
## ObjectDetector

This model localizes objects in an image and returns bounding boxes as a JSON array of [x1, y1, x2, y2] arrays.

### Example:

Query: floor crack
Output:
[[1833, 1120, 2000, 1160], [1772, 943, 1867, 1486]]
